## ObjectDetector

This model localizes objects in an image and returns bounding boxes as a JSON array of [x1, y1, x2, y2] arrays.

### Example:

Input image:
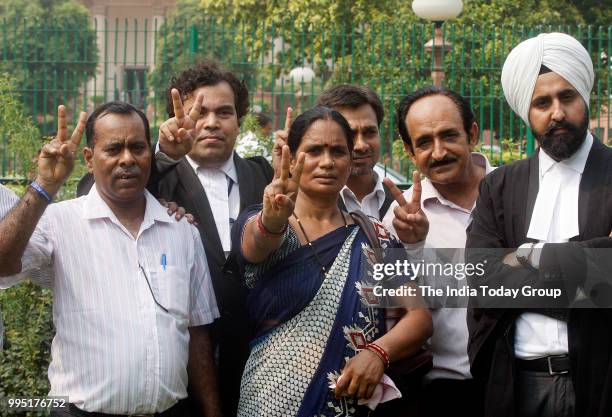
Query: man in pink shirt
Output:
[[383, 87, 493, 417]]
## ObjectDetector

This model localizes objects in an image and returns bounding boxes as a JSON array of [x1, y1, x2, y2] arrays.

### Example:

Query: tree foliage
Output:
[[196, 0, 607, 152], [0, 282, 54, 408], [200, 0, 588, 30], [0, 74, 42, 178], [201, 0, 410, 30], [0, 0, 98, 119], [570, 0, 612, 28], [458, 0, 584, 26]]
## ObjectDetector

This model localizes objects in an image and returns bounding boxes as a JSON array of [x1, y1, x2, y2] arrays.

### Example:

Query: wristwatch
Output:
[[516, 243, 535, 267]]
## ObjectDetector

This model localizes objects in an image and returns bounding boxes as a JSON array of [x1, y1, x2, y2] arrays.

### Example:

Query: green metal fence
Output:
[[1, 18, 611, 179]]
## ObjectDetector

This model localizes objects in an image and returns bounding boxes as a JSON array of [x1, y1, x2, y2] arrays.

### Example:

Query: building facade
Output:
[[81, 0, 176, 111]]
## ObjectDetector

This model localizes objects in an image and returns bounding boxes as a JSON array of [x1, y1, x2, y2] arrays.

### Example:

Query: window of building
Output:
[[123, 67, 147, 109]]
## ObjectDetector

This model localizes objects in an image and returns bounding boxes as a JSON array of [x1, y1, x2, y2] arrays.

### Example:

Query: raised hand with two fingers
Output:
[[158, 88, 204, 160], [260, 145, 305, 234], [383, 171, 429, 244], [36, 105, 87, 197], [272, 107, 293, 172]]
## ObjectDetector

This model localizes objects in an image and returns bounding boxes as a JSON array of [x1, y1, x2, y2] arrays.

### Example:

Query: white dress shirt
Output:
[[383, 153, 495, 380], [185, 154, 240, 254], [1, 186, 219, 414], [341, 172, 386, 219], [515, 132, 593, 359]]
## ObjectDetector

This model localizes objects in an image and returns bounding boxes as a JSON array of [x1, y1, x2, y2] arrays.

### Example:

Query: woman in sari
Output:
[[232, 106, 432, 417]]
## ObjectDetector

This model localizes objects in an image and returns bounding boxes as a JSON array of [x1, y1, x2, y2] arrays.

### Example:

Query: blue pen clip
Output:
[[161, 254, 167, 271]]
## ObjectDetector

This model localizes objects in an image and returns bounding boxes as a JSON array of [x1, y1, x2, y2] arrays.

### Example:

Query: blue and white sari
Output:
[[232, 206, 403, 417]]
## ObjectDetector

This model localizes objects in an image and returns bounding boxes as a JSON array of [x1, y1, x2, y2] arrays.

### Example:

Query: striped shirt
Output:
[[1, 185, 219, 414], [0, 184, 20, 348], [0, 183, 18, 210]]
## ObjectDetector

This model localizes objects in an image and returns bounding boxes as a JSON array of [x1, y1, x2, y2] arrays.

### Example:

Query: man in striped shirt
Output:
[[0, 102, 221, 417]]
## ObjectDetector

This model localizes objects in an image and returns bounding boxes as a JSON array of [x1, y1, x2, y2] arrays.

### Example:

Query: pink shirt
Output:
[[382, 153, 494, 380]]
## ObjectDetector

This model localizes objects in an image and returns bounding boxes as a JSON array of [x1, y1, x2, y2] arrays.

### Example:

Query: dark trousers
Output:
[[50, 400, 191, 417], [213, 318, 250, 417], [371, 372, 426, 417], [423, 378, 484, 417], [516, 370, 575, 417]]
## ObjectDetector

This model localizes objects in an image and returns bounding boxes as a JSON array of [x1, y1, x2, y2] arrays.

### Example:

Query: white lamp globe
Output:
[[288, 66, 316, 83], [412, 0, 463, 22]]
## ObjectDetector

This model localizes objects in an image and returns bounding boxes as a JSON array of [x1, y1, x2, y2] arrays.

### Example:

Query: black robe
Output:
[[466, 137, 612, 417]]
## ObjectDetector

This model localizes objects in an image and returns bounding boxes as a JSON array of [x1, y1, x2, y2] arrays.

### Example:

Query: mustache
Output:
[[114, 167, 140, 177], [196, 131, 226, 141], [544, 120, 579, 136], [429, 156, 458, 169]]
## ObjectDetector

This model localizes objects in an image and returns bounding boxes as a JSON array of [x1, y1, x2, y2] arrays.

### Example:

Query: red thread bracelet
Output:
[[256, 211, 287, 238], [365, 342, 390, 369]]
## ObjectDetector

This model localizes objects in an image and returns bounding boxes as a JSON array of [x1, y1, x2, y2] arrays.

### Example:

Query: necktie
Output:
[[227, 175, 235, 226], [227, 175, 234, 197]]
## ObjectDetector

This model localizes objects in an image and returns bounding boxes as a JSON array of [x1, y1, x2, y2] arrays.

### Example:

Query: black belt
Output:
[[516, 354, 570, 375], [64, 399, 188, 417]]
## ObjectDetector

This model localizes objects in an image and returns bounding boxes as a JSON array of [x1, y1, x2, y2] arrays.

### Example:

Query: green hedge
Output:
[[0, 284, 53, 416]]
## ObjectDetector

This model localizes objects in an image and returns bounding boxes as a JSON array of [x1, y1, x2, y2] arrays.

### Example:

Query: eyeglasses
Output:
[[138, 264, 169, 313]]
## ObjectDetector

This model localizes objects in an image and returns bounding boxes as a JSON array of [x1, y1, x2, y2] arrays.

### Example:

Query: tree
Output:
[[0, 74, 42, 178], [149, 0, 258, 124], [0, 0, 98, 130], [197, 0, 602, 139], [201, 0, 410, 30], [193, 0, 610, 170], [570, 0, 612, 28]]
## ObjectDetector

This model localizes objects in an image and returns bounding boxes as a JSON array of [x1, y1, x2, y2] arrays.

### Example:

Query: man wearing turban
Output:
[[466, 32, 612, 417]]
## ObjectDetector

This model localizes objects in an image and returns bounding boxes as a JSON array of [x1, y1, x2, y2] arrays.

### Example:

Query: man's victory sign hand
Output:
[[158, 88, 204, 160], [36, 105, 87, 197], [384, 171, 429, 244]]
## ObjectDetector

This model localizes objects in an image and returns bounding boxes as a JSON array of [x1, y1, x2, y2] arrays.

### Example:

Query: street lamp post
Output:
[[288, 66, 316, 113], [412, 0, 463, 88]]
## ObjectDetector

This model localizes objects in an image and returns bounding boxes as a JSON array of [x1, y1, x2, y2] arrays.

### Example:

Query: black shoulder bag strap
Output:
[[349, 210, 384, 262], [379, 181, 395, 220]]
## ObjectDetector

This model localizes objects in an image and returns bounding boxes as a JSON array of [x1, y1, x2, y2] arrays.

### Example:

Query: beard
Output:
[[350, 164, 373, 177], [350, 153, 375, 177], [535, 110, 589, 161]]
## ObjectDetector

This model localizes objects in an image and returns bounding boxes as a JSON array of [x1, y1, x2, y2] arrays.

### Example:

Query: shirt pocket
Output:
[[153, 265, 190, 320]]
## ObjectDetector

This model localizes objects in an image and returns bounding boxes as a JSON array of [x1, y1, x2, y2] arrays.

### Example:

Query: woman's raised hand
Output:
[[261, 145, 305, 232], [272, 107, 293, 172]]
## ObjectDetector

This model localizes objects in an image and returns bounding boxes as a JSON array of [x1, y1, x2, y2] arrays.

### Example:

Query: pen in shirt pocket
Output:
[[161, 254, 167, 271]]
